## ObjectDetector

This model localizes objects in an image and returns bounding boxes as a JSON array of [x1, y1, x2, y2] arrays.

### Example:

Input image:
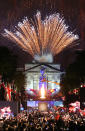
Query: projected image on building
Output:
[[25, 64, 61, 98]]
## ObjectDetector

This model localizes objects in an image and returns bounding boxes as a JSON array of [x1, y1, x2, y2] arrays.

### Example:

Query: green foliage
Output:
[[0, 46, 26, 92], [13, 71, 26, 92], [0, 46, 17, 82], [61, 51, 85, 96]]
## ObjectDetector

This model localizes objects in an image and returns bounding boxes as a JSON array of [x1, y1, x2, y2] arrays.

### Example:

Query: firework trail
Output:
[[3, 11, 79, 63]]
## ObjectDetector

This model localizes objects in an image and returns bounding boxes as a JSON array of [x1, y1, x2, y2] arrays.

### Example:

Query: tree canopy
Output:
[[61, 51, 85, 96], [0, 46, 17, 82], [0, 46, 26, 92]]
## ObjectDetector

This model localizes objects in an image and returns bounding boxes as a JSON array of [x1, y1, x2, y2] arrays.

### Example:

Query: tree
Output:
[[61, 51, 85, 96], [13, 71, 26, 92], [0, 46, 26, 98], [0, 46, 17, 82]]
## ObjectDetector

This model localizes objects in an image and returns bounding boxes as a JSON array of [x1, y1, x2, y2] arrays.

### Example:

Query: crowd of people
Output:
[[0, 107, 85, 131]]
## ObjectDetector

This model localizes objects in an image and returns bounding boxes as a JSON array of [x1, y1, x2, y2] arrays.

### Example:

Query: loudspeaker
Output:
[[80, 88, 85, 100], [80, 88, 85, 109], [80, 101, 85, 110], [22, 101, 27, 110]]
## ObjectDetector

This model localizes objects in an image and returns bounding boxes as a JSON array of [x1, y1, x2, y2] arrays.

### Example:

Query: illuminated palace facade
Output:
[[25, 63, 61, 99]]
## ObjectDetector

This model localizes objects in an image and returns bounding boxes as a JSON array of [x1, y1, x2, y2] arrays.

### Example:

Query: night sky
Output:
[[0, 0, 85, 69]]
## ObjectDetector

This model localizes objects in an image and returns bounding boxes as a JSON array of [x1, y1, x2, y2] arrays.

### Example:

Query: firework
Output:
[[3, 11, 79, 63], [40, 84, 46, 99]]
